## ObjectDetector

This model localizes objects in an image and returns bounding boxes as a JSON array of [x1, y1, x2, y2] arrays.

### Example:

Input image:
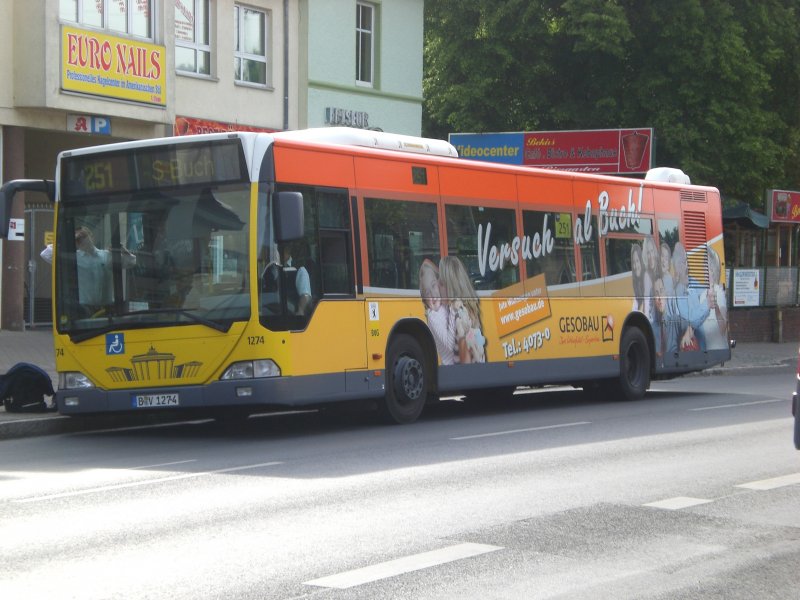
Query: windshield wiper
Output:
[[69, 319, 122, 343], [126, 307, 231, 333], [68, 308, 231, 343]]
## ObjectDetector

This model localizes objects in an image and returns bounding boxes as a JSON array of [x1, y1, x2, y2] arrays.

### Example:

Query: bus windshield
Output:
[[55, 181, 251, 340]]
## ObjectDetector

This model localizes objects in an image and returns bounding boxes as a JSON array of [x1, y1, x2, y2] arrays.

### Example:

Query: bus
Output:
[[0, 127, 730, 424]]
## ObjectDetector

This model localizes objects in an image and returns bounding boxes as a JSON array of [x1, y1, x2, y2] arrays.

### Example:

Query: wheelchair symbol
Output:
[[106, 333, 124, 355]]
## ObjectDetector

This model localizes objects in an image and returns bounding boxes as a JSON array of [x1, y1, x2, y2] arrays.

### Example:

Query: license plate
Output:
[[132, 393, 179, 408]]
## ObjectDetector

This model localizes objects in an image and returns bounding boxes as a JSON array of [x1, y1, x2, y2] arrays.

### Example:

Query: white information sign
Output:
[[733, 269, 760, 307], [8, 218, 24, 241]]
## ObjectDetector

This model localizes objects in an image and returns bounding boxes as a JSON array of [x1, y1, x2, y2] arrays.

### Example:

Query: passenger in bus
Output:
[[439, 255, 486, 363], [653, 277, 680, 365], [659, 241, 675, 298], [281, 244, 311, 315], [642, 236, 660, 320], [701, 247, 728, 350], [56, 226, 136, 314], [631, 243, 645, 311], [149, 219, 198, 308], [39, 243, 54, 264], [419, 258, 457, 365], [261, 244, 313, 315]]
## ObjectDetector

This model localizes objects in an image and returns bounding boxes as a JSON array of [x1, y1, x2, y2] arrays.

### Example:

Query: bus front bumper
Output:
[[55, 371, 384, 415]]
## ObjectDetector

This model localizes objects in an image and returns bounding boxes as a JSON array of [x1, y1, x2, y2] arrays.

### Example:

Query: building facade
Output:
[[0, 0, 424, 331], [300, 0, 424, 134]]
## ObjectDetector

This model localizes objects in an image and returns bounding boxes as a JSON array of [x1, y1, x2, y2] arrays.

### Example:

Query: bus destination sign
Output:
[[62, 140, 248, 198]]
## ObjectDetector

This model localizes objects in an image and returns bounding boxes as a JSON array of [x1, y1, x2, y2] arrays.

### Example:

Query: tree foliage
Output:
[[423, 0, 800, 206]]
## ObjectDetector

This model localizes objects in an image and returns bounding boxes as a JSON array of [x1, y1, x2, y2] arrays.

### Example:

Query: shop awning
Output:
[[723, 201, 769, 229]]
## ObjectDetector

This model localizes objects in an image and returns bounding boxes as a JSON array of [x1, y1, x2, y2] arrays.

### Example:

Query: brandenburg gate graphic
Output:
[[107, 346, 203, 382]]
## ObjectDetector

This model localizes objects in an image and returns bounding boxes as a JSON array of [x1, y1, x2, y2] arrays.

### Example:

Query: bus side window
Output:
[[320, 231, 351, 294], [317, 189, 354, 297], [579, 214, 601, 282], [445, 204, 518, 291], [365, 197, 439, 290], [522, 210, 575, 287]]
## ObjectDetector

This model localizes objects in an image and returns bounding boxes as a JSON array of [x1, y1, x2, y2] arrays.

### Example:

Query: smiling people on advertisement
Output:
[[419, 258, 457, 366], [439, 255, 486, 364], [631, 242, 645, 312]]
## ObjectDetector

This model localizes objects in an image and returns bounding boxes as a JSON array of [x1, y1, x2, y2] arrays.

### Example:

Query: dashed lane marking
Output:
[[688, 398, 785, 411], [450, 421, 591, 441], [304, 543, 503, 589], [736, 472, 800, 490], [643, 497, 714, 510], [644, 472, 800, 510]]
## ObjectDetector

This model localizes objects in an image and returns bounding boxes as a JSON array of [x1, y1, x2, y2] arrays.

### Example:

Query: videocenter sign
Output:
[[449, 128, 653, 174]]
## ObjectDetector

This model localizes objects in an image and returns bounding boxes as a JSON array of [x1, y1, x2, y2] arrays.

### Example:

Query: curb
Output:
[[701, 357, 796, 376], [0, 412, 198, 440]]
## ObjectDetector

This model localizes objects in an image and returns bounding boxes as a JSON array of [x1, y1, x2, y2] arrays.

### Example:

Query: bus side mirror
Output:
[[274, 191, 304, 242]]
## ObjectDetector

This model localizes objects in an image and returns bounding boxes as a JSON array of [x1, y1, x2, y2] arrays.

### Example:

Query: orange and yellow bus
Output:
[[0, 128, 730, 423]]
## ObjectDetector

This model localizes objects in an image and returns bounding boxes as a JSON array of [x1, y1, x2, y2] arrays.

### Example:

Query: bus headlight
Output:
[[58, 372, 96, 390], [221, 360, 281, 380]]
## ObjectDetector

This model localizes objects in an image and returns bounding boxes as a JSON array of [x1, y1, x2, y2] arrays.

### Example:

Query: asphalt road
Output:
[[1, 367, 797, 599]]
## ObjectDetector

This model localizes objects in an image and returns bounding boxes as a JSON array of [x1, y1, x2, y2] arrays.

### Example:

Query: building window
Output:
[[234, 4, 268, 86], [59, 0, 152, 39], [176, 0, 211, 75], [356, 2, 374, 86]]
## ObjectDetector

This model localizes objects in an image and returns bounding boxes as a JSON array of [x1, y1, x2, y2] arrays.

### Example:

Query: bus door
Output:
[[260, 184, 366, 380]]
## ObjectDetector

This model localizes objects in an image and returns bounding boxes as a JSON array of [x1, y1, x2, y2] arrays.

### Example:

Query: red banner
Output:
[[174, 116, 277, 136], [522, 128, 652, 174], [767, 189, 800, 224]]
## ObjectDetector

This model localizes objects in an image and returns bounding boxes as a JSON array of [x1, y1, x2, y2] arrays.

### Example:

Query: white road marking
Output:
[[689, 398, 785, 411], [643, 497, 714, 510], [304, 542, 502, 589], [130, 460, 197, 470], [450, 421, 591, 441], [13, 461, 282, 503], [736, 473, 800, 490]]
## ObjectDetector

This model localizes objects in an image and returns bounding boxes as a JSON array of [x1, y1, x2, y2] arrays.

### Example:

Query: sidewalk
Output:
[[0, 328, 797, 439]]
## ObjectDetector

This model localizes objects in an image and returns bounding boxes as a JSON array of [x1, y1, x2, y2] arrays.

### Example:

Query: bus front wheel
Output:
[[381, 334, 428, 424], [613, 327, 651, 401]]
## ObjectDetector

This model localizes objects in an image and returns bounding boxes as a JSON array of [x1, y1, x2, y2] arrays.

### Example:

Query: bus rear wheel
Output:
[[611, 327, 651, 401], [381, 334, 428, 424]]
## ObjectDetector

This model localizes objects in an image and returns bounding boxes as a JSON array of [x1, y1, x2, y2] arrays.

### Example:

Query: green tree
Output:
[[423, 0, 557, 138]]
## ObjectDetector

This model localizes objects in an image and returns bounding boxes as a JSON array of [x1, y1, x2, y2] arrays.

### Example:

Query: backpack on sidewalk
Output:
[[0, 363, 55, 412]]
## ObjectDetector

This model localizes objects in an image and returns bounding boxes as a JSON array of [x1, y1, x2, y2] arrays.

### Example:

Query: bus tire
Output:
[[381, 334, 428, 424], [613, 327, 651, 401]]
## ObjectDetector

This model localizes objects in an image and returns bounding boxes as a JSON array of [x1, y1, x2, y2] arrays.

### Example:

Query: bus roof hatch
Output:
[[273, 127, 459, 158]]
